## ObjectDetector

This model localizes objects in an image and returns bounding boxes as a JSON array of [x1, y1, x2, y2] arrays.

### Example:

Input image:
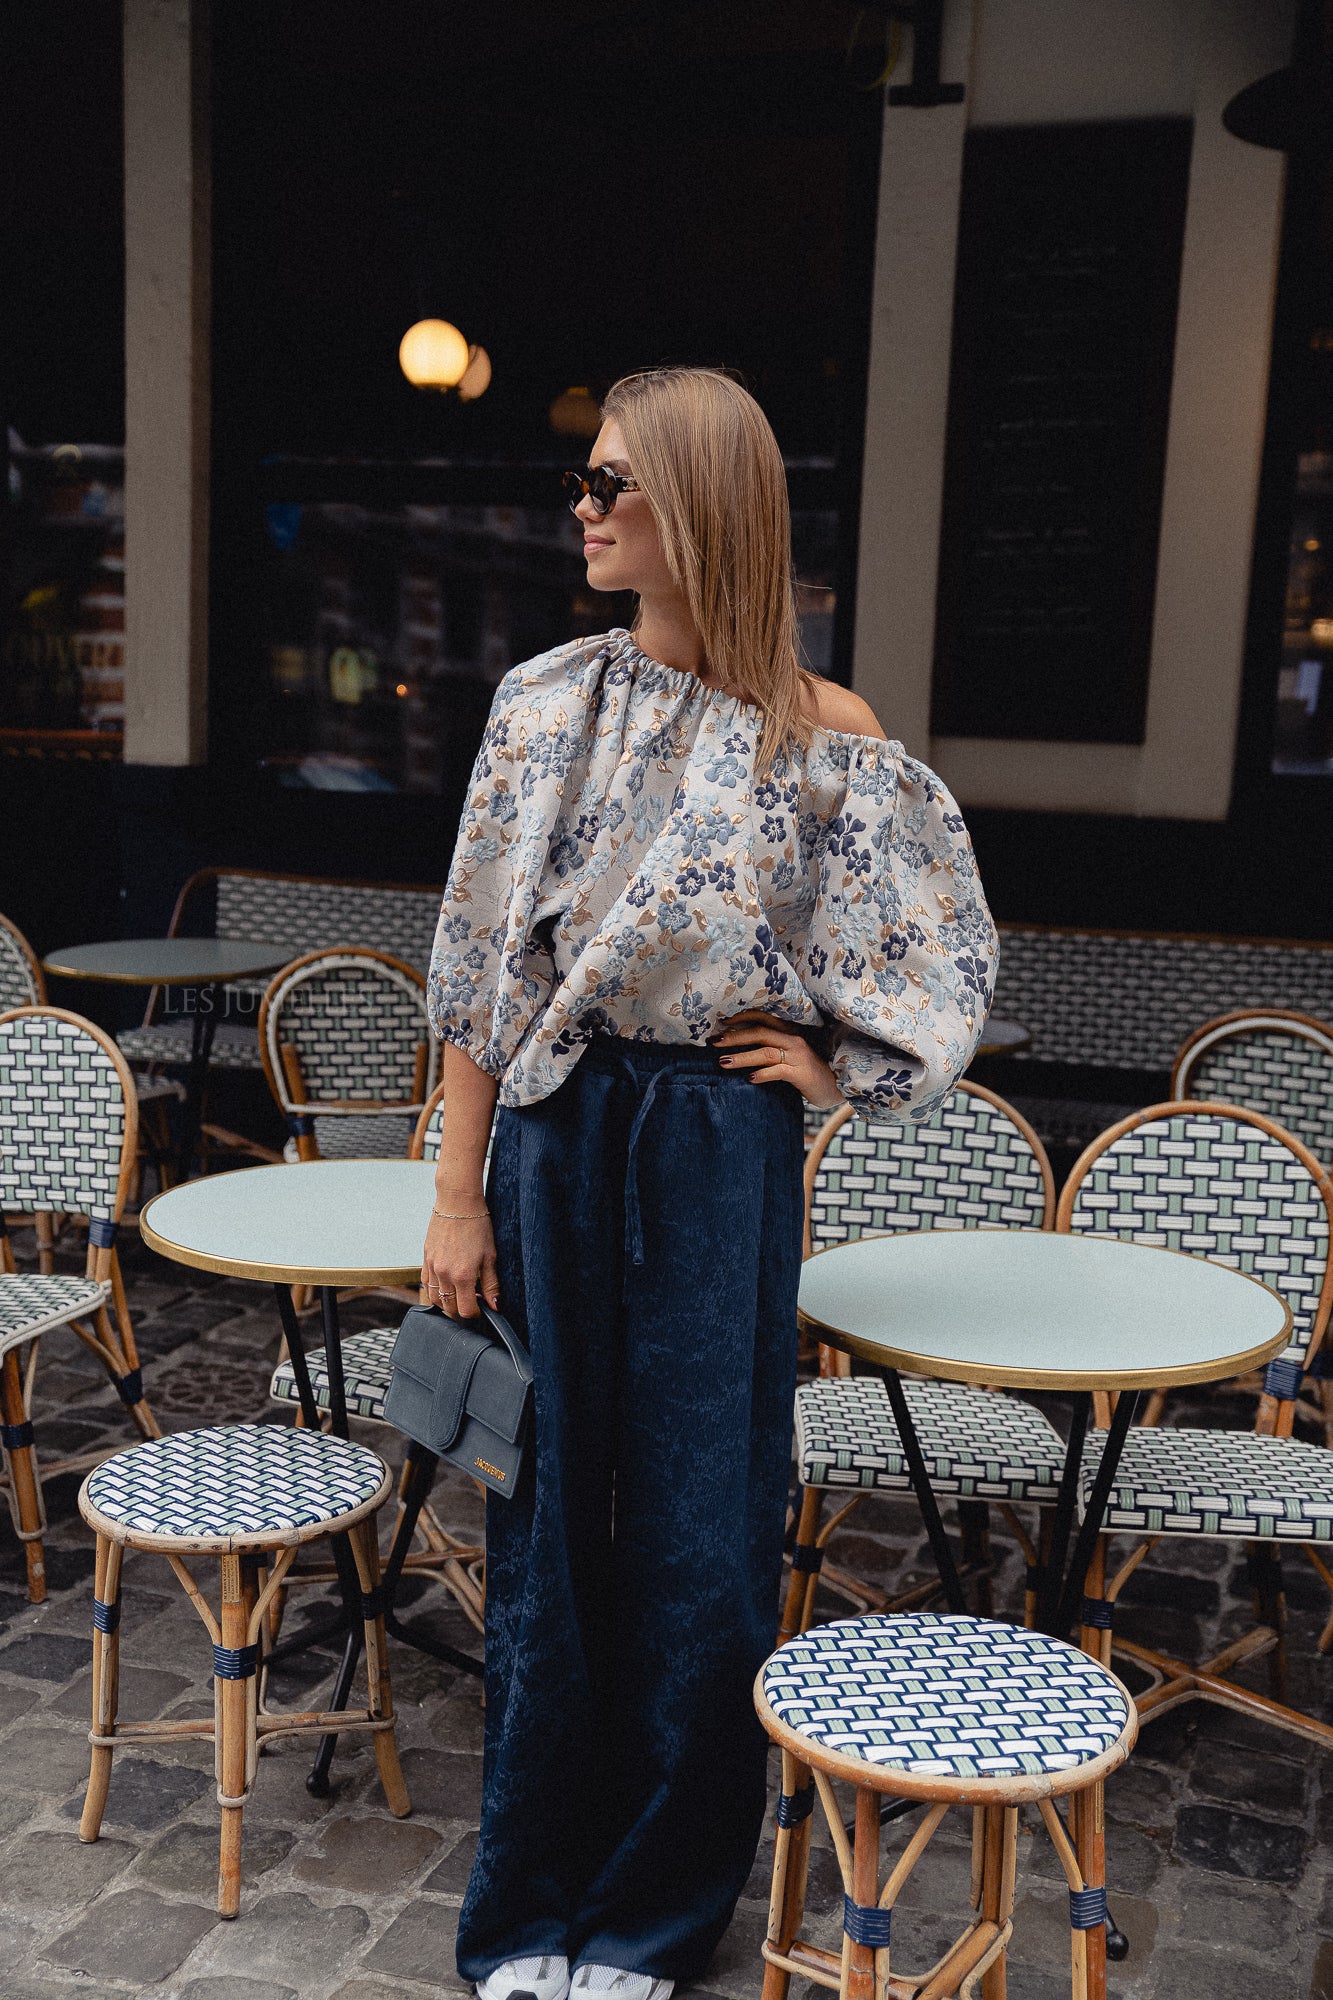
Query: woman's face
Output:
[[577, 418, 675, 601]]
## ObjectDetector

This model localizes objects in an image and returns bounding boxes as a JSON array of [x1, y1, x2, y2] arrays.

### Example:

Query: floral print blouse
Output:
[[428, 629, 997, 1117]]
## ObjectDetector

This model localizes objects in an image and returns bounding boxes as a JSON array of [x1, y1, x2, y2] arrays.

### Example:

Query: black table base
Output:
[[268, 1283, 483, 1796]]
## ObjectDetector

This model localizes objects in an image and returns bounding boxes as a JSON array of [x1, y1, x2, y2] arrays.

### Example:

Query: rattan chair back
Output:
[[1172, 1009, 1333, 1169], [259, 948, 439, 1161], [0, 1007, 139, 1227], [804, 1081, 1054, 1259], [0, 916, 45, 1012], [1058, 1102, 1333, 1404]]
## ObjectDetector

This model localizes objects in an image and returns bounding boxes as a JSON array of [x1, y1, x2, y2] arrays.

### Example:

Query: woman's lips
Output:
[[584, 537, 613, 554]]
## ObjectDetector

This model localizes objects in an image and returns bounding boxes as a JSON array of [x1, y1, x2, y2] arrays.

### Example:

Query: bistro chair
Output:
[[1060, 1103, 1333, 1745], [1169, 1008, 1333, 1438], [0, 1007, 161, 1601], [756, 1611, 1137, 2000], [0, 913, 178, 1237], [266, 1081, 485, 1639], [259, 947, 439, 1162], [76, 1423, 410, 1916], [117, 867, 444, 1166], [783, 1085, 1067, 1641]]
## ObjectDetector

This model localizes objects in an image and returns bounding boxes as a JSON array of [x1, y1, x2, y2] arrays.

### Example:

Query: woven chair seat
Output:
[[0, 1273, 109, 1353], [311, 1114, 416, 1160], [1080, 1426, 1333, 1541], [795, 1376, 1065, 1503], [118, 1022, 264, 1070], [82, 1423, 389, 1547], [762, 1612, 1132, 1781], [270, 1327, 398, 1423]]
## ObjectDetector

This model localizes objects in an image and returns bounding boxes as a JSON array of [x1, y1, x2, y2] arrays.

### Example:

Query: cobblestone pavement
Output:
[[2, 1217, 1333, 1999]]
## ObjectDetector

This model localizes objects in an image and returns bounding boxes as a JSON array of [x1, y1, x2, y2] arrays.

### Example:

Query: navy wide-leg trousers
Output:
[[454, 1037, 805, 1985]]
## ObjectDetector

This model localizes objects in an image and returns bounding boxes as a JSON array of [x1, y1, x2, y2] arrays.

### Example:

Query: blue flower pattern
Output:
[[428, 631, 997, 1116]]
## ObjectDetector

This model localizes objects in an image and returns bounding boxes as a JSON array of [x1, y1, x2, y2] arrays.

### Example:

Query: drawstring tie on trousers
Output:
[[622, 1065, 664, 1269]]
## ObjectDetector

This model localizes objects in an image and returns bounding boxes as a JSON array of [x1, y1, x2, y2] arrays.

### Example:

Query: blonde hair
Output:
[[601, 367, 815, 771]]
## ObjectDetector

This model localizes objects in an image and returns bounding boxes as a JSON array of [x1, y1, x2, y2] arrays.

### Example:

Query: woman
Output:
[[422, 367, 996, 2000]]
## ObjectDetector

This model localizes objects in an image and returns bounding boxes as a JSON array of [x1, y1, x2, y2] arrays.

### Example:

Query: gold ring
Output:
[[778, 1047, 787, 1065]]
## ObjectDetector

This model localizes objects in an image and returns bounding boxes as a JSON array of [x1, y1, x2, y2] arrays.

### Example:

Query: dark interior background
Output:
[[1, 0, 1331, 985]]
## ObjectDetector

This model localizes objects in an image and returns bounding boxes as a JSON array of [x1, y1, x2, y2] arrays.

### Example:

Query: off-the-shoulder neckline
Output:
[[601, 630, 896, 752]]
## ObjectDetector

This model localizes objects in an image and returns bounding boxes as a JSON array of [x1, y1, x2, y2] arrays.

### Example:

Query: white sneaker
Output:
[[477, 1956, 571, 2000], [570, 1967, 674, 2000]]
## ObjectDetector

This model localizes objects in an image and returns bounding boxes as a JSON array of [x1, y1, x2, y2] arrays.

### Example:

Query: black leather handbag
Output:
[[382, 1303, 533, 1499]]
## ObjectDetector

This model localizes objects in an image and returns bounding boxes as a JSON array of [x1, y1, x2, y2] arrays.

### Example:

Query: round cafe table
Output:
[[43, 938, 292, 1179], [140, 1159, 480, 1792], [797, 1229, 1291, 1639], [973, 1015, 1031, 1057]]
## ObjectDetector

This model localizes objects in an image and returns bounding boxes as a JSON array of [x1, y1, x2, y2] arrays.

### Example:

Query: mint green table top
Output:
[[43, 938, 293, 986], [141, 1159, 436, 1287], [797, 1229, 1292, 1392]]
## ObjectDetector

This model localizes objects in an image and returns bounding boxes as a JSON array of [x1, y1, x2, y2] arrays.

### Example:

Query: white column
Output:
[[122, 0, 210, 765], [851, 0, 976, 757]]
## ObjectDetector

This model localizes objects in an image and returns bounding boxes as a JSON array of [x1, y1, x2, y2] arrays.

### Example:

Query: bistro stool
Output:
[[754, 1613, 1136, 2000], [77, 1423, 411, 1917]]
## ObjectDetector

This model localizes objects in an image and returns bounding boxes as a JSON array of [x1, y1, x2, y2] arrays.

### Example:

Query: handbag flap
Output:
[[388, 1308, 492, 1451], [467, 1342, 532, 1444]]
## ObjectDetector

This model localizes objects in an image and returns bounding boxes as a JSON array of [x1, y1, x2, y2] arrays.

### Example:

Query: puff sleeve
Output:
[[792, 739, 998, 1121], [427, 645, 589, 1078]]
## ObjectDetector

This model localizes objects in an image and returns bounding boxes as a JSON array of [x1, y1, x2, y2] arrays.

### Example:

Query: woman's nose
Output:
[[574, 493, 601, 525]]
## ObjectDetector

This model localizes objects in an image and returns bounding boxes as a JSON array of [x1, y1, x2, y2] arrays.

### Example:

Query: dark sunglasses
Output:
[[562, 466, 641, 517]]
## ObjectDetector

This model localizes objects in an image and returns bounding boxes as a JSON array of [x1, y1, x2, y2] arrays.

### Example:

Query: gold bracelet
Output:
[[432, 1204, 489, 1222]]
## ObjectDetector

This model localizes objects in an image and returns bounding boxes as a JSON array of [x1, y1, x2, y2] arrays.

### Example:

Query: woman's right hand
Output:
[[421, 1205, 499, 1321]]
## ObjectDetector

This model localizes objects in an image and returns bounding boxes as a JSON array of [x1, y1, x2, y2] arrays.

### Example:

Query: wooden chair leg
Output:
[[1, 1346, 46, 1601], [844, 1787, 879, 2000], [34, 1210, 55, 1277], [1078, 1539, 1113, 1668], [80, 1535, 123, 1840], [780, 1486, 826, 1644], [350, 1519, 411, 1818], [1072, 1784, 1107, 2000], [761, 1751, 814, 2000], [975, 1803, 1018, 2000], [216, 1552, 251, 1917]]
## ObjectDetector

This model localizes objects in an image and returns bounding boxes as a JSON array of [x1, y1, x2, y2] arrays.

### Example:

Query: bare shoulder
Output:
[[802, 676, 889, 743]]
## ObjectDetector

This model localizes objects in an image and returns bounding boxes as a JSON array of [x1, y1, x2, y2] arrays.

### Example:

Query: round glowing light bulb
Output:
[[457, 345, 492, 402], [398, 319, 470, 390]]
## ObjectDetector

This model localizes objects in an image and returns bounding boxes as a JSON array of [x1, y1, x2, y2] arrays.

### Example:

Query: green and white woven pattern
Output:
[[270, 1327, 398, 1423], [809, 1093, 1047, 1248], [1178, 1021, 1333, 1167], [1063, 1110, 1328, 1371], [993, 928, 1333, 1072], [0, 1275, 109, 1357], [1081, 1428, 1333, 1541], [0, 1014, 128, 1220], [763, 1613, 1130, 1778], [796, 1377, 1064, 1502], [85, 1424, 387, 1541]]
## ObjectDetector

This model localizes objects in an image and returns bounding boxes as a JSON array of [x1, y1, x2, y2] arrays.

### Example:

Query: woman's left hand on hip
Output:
[[711, 1012, 843, 1108]]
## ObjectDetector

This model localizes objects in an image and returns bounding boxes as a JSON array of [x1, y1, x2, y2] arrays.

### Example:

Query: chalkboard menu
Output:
[[931, 119, 1192, 744]]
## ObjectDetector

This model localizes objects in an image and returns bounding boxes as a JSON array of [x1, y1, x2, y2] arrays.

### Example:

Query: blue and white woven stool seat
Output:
[[795, 1376, 1065, 1503], [270, 1327, 398, 1423], [281, 1116, 416, 1164], [81, 1424, 390, 1548], [0, 1273, 109, 1353], [118, 1021, 265, 1071], [1081, 1427, 1333, 1542], [760, 1613, 1133, 1785]]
